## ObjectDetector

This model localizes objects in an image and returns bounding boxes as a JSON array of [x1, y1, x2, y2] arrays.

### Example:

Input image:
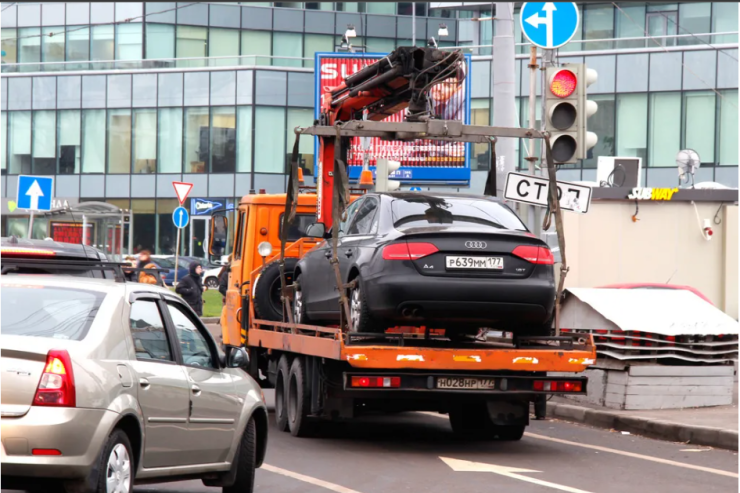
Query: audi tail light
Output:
[[33, 350, 76, 407], [382, 242, 438, 261], [511, 245, 554, 265]]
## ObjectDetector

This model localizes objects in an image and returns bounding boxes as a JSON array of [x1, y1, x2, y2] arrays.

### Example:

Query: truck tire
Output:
[[222, 417, 257, 493], [253, 258, 298, 322], [287, 356, 315, 437], [275, 355, 291, 432], [493, 424, 525, 441], [448, 403, 495, 440]]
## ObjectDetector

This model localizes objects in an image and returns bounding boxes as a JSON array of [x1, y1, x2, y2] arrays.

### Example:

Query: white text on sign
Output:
[[503, 172, 592, 213]]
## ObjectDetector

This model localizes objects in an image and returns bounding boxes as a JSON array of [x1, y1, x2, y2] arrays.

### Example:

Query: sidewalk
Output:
[[547, 395, 738, 451]]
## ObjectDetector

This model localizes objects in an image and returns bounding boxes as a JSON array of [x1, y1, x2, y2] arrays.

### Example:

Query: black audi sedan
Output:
[[293, 192, 556, 337]]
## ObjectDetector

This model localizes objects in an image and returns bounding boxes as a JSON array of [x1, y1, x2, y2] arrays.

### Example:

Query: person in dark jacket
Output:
[[176, 261, 206, 316], [218, 255, 231, 298]]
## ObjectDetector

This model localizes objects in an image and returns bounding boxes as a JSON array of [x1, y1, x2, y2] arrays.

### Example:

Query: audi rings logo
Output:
[[465, 241, 487, 249]]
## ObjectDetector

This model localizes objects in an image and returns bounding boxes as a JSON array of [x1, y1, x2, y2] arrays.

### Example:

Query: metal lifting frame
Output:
[[278, 118, 570, 336]]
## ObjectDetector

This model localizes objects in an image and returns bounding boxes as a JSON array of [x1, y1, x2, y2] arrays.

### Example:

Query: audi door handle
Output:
[[191, 385, 201, 395], [324, 251, 332, 259], [345, 250, 353, 257], [139, 378, 150, 389]]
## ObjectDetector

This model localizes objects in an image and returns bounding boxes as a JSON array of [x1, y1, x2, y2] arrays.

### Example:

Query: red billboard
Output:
[[315, 52, 471, 183], [50, 222, 94, 245]]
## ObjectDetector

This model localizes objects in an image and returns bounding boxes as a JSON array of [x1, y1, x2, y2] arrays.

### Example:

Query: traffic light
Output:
[[544, 63, 598, 164], [375, 159, 401, 192]]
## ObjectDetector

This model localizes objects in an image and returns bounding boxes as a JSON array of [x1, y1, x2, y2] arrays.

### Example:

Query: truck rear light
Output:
[[33, 350, 76, 407], [382, 243, 438, 260], [533, 380, 582, 392], [511, 245, 554, 265], [350, 376, 401, 388], [32, 449, 62, 456]]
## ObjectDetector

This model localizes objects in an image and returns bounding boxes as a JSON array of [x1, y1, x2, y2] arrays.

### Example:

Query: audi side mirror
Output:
[[306, 222, 327, 239]]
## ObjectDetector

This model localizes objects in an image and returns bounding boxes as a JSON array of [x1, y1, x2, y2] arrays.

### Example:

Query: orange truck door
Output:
[[224, 207, 248, 346]]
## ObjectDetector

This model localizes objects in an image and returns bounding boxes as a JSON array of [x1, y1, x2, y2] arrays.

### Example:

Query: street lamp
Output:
[[345, 24, 357, 39], [438, 23, 449, 38]]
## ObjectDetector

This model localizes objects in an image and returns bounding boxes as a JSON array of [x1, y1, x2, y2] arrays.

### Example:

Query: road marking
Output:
[[421, 412, 738, 479], [441, 457, 593, 493], [262, 463, 365, 493]]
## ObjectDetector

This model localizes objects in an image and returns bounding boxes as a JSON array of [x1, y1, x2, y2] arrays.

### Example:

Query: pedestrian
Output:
[[136, 250, 159, 284], [176, 261, 206, 316], [218, 255, 232, 298]]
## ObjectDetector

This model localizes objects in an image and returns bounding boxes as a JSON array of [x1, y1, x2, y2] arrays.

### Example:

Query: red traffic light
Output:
[[550, 69, 577, 98]]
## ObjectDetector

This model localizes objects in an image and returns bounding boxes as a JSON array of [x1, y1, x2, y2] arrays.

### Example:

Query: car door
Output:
[[342, 196, 380, 281], [126, 297, 191, 468], [163, 299, 240, 465], [312, 197, 365, 316]]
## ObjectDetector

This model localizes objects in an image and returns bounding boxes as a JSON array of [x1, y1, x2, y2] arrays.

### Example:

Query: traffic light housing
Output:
[[544, 64, 598, 164], [375, 159, 401, 191]]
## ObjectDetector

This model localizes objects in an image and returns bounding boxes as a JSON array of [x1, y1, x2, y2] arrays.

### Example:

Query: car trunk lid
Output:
[[1, 345, 53, 418]]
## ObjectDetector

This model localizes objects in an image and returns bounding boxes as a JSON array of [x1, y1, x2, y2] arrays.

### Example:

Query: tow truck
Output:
[[211, 46, 595, 439]]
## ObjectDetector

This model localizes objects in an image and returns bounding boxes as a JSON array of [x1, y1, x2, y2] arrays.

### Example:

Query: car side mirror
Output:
[[306, 222, 328, 239], [227, 346, 250, 370], [209, 214, 228, 257]]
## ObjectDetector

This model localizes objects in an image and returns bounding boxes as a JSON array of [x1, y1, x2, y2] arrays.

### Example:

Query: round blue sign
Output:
[[520, 2, 580, 50], [172, 206, 189, 229]]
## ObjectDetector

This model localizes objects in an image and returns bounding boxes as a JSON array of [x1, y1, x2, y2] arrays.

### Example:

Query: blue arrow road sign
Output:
[[173, 206, 190, 229], [520, 2, 580, 49], [16, 175, 54, 211]]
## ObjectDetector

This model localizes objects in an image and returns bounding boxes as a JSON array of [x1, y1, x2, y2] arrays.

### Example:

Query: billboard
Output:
[[315, 51, 472, 185], [49, 221, 94, 245]]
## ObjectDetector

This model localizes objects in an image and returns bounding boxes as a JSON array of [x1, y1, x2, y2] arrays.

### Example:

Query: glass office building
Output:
[[1, 2, 737, 256]]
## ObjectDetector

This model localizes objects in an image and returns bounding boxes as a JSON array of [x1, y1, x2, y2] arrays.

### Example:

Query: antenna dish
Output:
[[676, 149, 700, 187]]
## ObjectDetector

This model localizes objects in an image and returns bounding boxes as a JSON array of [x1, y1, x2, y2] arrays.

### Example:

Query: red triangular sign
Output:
[[173, 182, 194, 205]]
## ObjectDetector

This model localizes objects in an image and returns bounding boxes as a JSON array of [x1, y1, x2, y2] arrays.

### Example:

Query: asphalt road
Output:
[[6, 411, 737, 493]]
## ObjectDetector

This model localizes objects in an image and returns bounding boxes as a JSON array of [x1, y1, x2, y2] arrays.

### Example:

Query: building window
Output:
[[616, 94, 648, 162], [648, 93, 681, 167], [158, 108, 183, 173], [9, 111, 32, 175], [583, 4, 614, 50], [82, 109, 106, 173], [32, 111, 56, 175], [1, 112, 6, 172], [41, 27, 65, 63], [91, 25, 115, 61], [66, 27, 90, 67], [133, 109, 157, 174], [176, 26, 207, 68], [210, 107, 236, 173], [236, 106, 253, 172], [365, 37, 395, 54], [718, 90, 738, 166], [2, 29, 17, 64], [108, 109, 133, 173], [286, 108, 314, 175], [336, 3, 363, 13], [273, 32, 303, 68], [304, 34, 334, 68], [254, 107, 285, 173], [471, 99, 491, 171], [146, 24, 175, 60], [678, 2, 711, 46], [615, 4, 646, 49], [131, 199, 156, 253], [58, 110, 81, 174], [583, 94, 615, 169], [209, 28, 240, 67], [157, 199, 180, 255], [713, 3, 739, 44], [683, 91, 716, 163], [116, 23, 143, 61], [18, 28, 41, 66], [242, 31, 272, 66], [184, 107, 210, 173], [365, 2, 395, 15]]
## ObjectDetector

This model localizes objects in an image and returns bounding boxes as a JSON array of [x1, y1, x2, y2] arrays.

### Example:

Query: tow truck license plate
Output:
[[437, 377, 496, 390], [446, 256, 503, 270]]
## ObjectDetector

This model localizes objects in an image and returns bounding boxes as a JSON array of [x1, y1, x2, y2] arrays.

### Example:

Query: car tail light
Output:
[[32, 449, 62, 456], [382, 242, 438, 261], [533, 380, 582, 392], [512, 245, 554, 265], [33, 350, 76, 407], [1, 247, 56, 256], [350, 376, 401, 388]]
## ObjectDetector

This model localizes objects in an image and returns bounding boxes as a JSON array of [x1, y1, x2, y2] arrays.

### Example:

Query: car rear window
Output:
[[1, 285, 105, 341], [391, 196, 527, 231]]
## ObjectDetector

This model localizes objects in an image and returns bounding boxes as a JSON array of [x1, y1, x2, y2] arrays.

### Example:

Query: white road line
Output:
[[421, 412, 738, 479], [262, 463, 366, 493]]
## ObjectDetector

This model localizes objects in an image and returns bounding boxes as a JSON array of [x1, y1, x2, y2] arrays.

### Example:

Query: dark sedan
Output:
[[293, 192, 556, 337]]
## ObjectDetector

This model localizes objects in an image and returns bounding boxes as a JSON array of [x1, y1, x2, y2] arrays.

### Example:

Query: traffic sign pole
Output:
[[171, 206, 190, 286], [174, 228, 181, 286]]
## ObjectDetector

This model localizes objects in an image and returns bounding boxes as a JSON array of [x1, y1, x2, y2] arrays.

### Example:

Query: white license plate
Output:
[[445, 256, 503, 270], [437, 377, 496, 390]]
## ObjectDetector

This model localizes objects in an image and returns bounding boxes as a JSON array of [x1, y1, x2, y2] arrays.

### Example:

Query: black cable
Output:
[[714, 204, 723, 225], [655, 10, 738, 62], [600, 164, 626, 188]]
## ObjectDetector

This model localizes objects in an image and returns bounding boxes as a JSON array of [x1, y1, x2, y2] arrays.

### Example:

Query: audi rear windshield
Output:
[[1, 285, 105, 341], [391, 196, 527, 231]]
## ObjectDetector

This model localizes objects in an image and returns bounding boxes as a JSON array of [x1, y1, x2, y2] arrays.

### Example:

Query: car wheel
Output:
[[349, 276, 383, 333], [222, 417, 257, 493], [87, 429, 134, 493], [293, 275, 311, 325], [205, 276, 219, 289], [287, 356, 315, 437], [275, 355, 291, 433], [253, 258, 299, 322]]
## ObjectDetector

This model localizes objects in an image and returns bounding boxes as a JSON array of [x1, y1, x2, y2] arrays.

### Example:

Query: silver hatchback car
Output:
[[1, 274, 267, 493]]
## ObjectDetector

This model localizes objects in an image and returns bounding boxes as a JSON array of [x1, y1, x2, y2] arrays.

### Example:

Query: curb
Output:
[[201, 317, 219, 324], [547, 401, 739, 451]]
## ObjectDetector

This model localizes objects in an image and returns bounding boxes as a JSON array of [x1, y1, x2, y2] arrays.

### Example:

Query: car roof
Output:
[[1, 273, 175, 298], [374, 191, 505, 203], [1, 236, 106, 260]]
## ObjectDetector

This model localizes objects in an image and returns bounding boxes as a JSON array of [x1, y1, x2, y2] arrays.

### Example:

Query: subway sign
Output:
[[627, 187, 680, 201], [314, 51, 472, 185]]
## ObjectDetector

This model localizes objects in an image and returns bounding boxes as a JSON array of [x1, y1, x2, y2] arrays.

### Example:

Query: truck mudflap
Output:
[[342, 372, 588, 395]]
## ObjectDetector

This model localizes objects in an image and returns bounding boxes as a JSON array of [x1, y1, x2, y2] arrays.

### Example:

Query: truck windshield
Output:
[[391, 196, 527, 231], [1, 285, 105, 341]]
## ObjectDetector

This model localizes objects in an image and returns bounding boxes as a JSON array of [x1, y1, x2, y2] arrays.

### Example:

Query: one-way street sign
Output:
[[504, 171, 592, 213]]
